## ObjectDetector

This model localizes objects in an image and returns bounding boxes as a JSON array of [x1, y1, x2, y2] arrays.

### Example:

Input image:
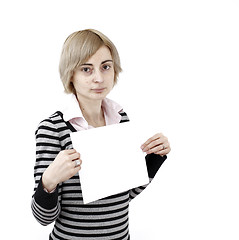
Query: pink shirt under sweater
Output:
[[62, 94, 124, 131]]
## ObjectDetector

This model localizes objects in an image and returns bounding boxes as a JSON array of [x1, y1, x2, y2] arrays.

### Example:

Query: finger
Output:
[[146, 142, 168, 154], [73, 159, 82, 168], [155, 145, 171, 156], [70, 163, 82, 178], [67, 152, 81, 161], [143, 138, 164, 153], [71, 158, 82, 168], [141, 133, 162, 150], [155, 149, 168, 156], [73, 164, 82, 174], [64, 149, 77, 154], [142, 135, 167, 153]]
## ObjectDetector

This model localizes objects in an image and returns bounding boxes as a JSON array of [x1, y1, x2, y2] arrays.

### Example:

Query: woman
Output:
[[32, 29, 171, 240]]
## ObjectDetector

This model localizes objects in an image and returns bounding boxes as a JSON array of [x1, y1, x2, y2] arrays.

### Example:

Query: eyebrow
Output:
[[80, 60, 113, 66]]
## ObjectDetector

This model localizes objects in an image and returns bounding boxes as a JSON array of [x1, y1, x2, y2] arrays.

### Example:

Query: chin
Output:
[[92, 89, 110, 99], [93, 93, 108, 100]]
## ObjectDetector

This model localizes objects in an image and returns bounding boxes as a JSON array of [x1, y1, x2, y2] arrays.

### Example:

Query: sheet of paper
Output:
[[70, 122, 150, 204]]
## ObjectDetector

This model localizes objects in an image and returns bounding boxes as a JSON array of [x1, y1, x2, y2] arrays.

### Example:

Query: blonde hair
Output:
[[59, 29, 122, 94]]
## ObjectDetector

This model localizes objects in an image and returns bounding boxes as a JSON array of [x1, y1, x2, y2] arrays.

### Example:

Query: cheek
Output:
[[106, 72, 115, 85], [72, 77, 89, 89], [106, 79, 114, 91]]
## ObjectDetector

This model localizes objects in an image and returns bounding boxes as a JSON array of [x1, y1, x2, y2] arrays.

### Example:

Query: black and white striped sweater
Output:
[[31, 111, 166, 240]]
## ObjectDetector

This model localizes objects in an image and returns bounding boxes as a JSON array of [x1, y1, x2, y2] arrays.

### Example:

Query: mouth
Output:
[[91, 88, 106, 93]]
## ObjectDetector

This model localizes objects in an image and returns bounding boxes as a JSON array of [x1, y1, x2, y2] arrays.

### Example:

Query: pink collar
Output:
[[62, 94, 123, 131]]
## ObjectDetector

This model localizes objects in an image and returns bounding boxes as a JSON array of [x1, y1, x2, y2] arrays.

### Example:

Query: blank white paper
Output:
[[70, 121, 149, 204]]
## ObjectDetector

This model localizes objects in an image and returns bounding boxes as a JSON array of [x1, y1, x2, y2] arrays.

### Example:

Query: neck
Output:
[[76, 95, 105, 127]]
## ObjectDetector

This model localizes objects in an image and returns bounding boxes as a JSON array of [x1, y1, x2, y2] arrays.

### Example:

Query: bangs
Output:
[[69, 31, 104, 69]]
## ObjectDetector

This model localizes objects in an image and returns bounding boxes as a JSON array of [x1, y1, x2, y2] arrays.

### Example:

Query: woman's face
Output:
[[71, 45, 115, 102]]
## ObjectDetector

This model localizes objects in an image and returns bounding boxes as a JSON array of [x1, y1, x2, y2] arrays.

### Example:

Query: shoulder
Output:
[[35, 111, 65, 135], [119, 110, 130, 123], [102, 98, 130, 123], [35, 112, 73, 150]]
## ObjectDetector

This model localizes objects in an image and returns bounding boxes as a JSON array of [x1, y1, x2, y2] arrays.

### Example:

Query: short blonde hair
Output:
[[59, 29, 122, 94]]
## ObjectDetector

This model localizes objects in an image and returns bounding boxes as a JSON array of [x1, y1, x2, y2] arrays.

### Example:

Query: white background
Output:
[[1, 0, 238, 239]]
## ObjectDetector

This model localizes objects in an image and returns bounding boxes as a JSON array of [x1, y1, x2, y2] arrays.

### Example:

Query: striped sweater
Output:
[[31, 111, 166, 240]]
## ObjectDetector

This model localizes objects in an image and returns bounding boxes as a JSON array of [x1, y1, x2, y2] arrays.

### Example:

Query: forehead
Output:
[[85, 45, 112, 64]]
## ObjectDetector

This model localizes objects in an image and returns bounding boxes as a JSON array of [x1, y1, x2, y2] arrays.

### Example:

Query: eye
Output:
[[102, 64, 111, 71], [81, 67, 92, 74]]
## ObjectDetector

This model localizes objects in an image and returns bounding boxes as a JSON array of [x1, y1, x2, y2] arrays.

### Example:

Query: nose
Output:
[[93, 69, 104, 83]]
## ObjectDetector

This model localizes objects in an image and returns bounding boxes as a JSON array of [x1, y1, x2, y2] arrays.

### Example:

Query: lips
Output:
[[91, 88, 106, 93]]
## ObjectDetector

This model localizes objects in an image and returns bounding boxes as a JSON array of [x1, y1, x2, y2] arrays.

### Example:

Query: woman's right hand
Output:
[[42, 149, 82, 192]]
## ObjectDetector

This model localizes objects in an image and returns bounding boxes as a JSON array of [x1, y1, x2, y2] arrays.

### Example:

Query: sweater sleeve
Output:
[[31, 118, 61, 226], [129, 153, 167, 201]]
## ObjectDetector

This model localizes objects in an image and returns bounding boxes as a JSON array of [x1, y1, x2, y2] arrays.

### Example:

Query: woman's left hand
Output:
[[141, 133, 171, 156]]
